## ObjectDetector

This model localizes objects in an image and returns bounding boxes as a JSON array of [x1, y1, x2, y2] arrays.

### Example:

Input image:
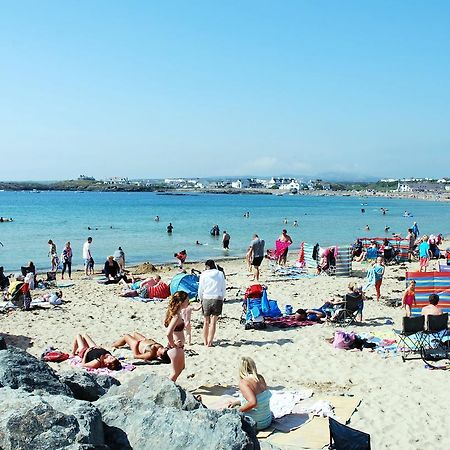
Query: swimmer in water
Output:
[[365, 225, 370, 231], [385, 226, 390, 232], [361, 208, 365, 213]]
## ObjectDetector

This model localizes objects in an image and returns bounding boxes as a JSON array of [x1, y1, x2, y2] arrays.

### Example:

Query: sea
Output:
[[0, 190, 448, 272]]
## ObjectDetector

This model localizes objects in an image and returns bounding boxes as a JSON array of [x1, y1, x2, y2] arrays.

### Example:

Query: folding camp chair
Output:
[[330, 295, 362, 327], [422, 313, 449, 347], [394, 315, 426, 361], [328, 417, 371, 450]]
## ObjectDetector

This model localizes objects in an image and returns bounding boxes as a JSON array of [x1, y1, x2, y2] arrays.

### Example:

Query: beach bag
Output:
[[261, 289, 270, 314], [332, 331, 356, 350], [42, 349, 70, 362], [244, 284, 264, 299], [265, 300, 282, 318]]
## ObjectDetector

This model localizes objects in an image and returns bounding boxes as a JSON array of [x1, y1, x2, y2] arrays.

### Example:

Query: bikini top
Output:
[[174, 319, 185, 332]]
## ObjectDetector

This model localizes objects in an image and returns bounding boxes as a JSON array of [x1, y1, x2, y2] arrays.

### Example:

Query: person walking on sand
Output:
[[48, 239, 58, 272], [199, 260, 226, 347], [222, 231, 230, 250], [277, 229, 293, 266], [373, 256, 385, 301], [83, 237, 93, 276], [61, 241, 73, 280], [249, 234, 265, 281]]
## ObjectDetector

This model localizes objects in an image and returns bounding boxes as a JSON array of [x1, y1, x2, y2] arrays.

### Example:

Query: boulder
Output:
[[0, 387, 104, 450], [0, 347, 72, 396], [96, 373, 260, 450], [60, 371, 121, 402]]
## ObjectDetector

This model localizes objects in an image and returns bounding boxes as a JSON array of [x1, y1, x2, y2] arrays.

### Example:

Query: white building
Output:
[[231, 179, 251, 189], [279, 180, 301, 191]]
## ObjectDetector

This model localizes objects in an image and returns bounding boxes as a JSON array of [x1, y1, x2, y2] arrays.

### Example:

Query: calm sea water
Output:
[[0, 191, 448, 271]]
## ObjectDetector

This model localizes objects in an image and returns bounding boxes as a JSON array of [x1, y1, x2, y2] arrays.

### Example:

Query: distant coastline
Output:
[[1, 180, 449, 203]]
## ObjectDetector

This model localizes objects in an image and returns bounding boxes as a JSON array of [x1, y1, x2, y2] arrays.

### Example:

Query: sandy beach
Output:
[[1, 253, 449, 450]]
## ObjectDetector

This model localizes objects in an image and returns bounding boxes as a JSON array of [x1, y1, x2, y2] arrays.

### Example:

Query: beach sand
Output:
[[1, 255, 449, 449]]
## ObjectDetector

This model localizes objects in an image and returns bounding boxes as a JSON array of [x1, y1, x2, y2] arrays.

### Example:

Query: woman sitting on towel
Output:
[[227, 357, 272, 430], [72, 334, 121, 371]]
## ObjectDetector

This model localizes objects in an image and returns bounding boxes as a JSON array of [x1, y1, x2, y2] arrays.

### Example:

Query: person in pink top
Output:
[[402, 280, 416, 317]]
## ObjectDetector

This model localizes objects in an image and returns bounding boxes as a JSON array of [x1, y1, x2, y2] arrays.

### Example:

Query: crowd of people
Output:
[[1, 221, 449, 434]]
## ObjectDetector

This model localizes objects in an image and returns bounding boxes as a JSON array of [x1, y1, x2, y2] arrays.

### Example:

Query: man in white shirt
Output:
[[82, 237, 93, 276], [198, 259, 226, 347]]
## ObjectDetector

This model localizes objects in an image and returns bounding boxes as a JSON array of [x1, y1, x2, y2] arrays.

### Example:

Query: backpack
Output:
[[42, 350, 70, 362], [332, 331, 356, 350], [244, 284, 264, 299]]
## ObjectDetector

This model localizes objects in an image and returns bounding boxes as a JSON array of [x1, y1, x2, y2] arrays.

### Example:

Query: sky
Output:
[[1, 1, 450, 181]]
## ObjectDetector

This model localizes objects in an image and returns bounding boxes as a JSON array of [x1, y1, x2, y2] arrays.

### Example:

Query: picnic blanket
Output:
[[69, 356, 135, 376], [265, 317, 319, 328], [191, 384, 361, 447]]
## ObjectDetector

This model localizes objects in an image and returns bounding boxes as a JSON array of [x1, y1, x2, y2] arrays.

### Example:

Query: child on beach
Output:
[[373, 257, 385, 301], [181, 302, 202, 345], [402, 280, 416, 317], [418, 235, 431, 272], [174, 250, 187, 269]]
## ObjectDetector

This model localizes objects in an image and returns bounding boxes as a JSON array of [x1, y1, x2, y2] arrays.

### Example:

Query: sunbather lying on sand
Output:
[[112, 331, 185, 382], [72, 334, 121, 371]]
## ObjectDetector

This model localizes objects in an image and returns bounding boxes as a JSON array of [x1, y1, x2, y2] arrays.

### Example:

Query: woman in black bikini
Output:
[[165, 291, 189, 349], [163, 291, 189, 381], [111, 332, 171, 363], [72, 334, 121, 370]]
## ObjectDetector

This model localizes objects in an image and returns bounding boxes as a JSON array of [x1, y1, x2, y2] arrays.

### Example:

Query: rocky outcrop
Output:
[[0, 387, 104, 450], [0, 346, 261, 450], [0, 347, 72, 396], [96, 374, 260, 450], [60, 371, 120, 402]]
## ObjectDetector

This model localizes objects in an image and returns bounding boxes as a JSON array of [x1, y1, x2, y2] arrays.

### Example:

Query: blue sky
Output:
[[1, 1, 449, 181]]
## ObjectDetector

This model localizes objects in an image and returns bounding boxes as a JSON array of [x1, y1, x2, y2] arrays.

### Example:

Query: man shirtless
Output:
[[277, 229, 293, 266]]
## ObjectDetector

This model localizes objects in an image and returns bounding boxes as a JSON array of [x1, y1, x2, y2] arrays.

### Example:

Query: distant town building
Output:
[[397, 179, 449, 192], [231, 179, 251, 189], [103, 177, 130, 185], [78, 175, 95, 181]]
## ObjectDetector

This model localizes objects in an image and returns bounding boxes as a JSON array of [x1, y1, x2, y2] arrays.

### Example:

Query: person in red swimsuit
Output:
[[402, 280, 416, 317]]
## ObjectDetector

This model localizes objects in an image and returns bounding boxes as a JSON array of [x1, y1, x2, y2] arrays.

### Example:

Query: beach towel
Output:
[[69, 356, 135, 376], [265, 317, 318, 328], [363, 267, 375, 291], [269, 390, 313, 419], [275, 239, 291, 258]]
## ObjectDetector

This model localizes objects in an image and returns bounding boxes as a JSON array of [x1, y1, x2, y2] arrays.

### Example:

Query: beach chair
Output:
[[331, 295, 362, 327], [420, 314, 450, 367], [328, 417, 371, 450], [394, 315, 425, 361]]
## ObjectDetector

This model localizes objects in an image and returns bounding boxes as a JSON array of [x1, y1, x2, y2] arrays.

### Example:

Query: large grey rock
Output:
[[60, 371, 121, 402], [96, 373, 260, 450], [0, 387, 105, 450], [0, 347, 72, 396]]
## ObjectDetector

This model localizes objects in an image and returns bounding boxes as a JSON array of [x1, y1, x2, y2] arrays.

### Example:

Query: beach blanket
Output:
[[265, 317, 318, 328], [69, 356, 135, 376], [267, 396, 361, 449]]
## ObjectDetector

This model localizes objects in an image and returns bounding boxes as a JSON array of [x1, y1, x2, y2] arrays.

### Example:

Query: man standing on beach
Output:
[[222, 231, 230, 250], [249, 234, 265, 281], [199, 260, 226, 347], [277, 229, 293, 266], [83, 237, 93, 276]]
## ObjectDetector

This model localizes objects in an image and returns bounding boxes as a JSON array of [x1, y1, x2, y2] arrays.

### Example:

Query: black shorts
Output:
[[252, 256, 264, 267]]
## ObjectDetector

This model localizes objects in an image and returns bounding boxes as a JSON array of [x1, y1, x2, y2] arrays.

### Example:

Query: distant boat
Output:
[[31, 189, 41, 193]]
